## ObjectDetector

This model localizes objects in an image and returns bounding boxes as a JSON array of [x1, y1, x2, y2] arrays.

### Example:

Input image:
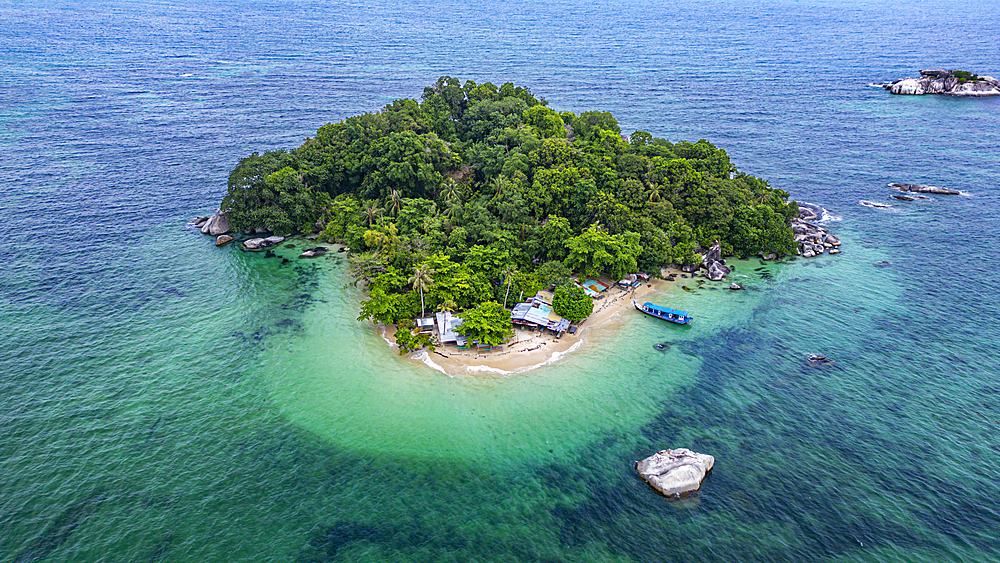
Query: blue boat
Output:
[[633, 300, 693, 324]]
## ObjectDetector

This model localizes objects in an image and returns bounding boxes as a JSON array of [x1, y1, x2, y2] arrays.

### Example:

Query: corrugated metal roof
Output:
[[435, 311, 466, 344], [511, 293, 572, 333]]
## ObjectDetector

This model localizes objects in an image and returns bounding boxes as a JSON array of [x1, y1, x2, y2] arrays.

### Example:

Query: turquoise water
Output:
[[2, 0, 999, 561]]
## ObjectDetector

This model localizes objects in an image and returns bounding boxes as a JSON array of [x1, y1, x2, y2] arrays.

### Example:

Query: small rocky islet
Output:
[[889, 183, 960, 196], [860, 182, 963, 210], [881, 69, 1000, 97]]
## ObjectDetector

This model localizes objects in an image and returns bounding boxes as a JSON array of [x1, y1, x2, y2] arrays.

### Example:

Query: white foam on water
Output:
[[819, 209, 843, 222], [859, 199, 894, 210], [460, 339, 584, 376], [413, 349, 451, 376], [377, 324, 395, 348]]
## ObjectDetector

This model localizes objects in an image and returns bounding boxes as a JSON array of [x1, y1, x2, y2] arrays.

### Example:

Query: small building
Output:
[[415, 317, 435, 334], [435, 311, 467, 347], [511, 292, 571, 334], [618, 273, 648, 289], [618, 274, 641, 289]]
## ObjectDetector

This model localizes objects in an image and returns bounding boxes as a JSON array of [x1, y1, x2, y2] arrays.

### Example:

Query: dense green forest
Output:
[[221, 77, 797, 335]]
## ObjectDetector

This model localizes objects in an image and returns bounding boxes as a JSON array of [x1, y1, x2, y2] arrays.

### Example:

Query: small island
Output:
[[210, 78, 809, 371], [883, 69, 1000, 97]]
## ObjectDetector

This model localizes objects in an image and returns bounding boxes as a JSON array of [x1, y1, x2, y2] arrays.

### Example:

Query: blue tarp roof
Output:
[[643, 302, 691, 317]]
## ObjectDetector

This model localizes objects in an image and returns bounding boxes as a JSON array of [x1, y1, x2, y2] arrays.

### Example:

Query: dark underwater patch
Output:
[[13, 491, 108, 563]]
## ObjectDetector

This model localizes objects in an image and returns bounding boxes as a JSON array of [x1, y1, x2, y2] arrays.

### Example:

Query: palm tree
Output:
[[362, 200, 382, 228], [409, 263, 436, 317], [440, 178, 461, 205], [490, 174, 509, 199], [387, 189, 403, 217], [501, 266, 519, 308], [442, 201, 460, 223], [436, 299, 457, 313], [646, 183, 662, 204]]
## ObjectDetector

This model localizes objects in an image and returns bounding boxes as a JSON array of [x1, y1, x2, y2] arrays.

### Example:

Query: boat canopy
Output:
[[643, 302, 691, 318]]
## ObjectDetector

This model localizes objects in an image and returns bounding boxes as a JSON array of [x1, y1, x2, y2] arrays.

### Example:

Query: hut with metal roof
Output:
[[510, 292, 571, 334], [435, 311, 467, 346]]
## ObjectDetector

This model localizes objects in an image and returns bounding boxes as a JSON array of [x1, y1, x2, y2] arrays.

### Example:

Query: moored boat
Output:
[[633, 300, 693, 324]]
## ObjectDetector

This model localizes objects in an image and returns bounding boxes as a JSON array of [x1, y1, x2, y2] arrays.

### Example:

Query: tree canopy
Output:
[[552, 285, 594, 322], [455, 301, 513, 347], [223, 77, 799, 341]]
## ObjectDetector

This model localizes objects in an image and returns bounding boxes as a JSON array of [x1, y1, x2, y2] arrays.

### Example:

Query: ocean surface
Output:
[[2, 0, 999, 561]]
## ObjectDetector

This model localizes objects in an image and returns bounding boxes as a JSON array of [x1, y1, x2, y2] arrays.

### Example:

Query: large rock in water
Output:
[[244, 235, 285, 251], [889, 183, 960, 195], [636, 448, 715, 498], [243, 238, 267, 250], [707, 261, 730, 281], [200, 210, 231, 236]]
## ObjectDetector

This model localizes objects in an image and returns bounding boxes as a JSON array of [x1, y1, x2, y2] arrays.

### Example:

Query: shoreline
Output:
[[380, 268, 690, 377]]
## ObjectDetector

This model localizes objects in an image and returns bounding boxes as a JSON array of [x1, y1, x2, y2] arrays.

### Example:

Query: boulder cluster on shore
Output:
[[194, 210, 230, 236], [882, 69, 1000, 97], [793, 206, 840, 258], [700, 240, 730, 281], [672, 206, 841, 283]]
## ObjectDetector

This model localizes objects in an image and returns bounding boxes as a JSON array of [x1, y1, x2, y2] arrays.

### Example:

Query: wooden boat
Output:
[[633, 300, 693, 324]]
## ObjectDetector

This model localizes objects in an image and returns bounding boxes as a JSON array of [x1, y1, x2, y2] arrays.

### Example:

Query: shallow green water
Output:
[[4, 0, 1000, 560]]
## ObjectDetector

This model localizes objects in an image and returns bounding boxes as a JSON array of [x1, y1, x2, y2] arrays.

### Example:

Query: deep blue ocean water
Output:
[[2, 0, 999, 561]]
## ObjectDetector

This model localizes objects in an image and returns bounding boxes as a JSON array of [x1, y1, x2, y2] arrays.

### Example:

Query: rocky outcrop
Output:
[[200, 210, 231, 236], [883, 69, 1000, 97], [701, 241, 722, 267], [706, 261, 729, 281], [701, 240, 730, 281], [793, 206, 840, 258], [215, 234, 234, 246], [890, 183, 960, 195], [243, 235, 285, 251], [635, 448, 715, 498], [808, 354, 834, 366]]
